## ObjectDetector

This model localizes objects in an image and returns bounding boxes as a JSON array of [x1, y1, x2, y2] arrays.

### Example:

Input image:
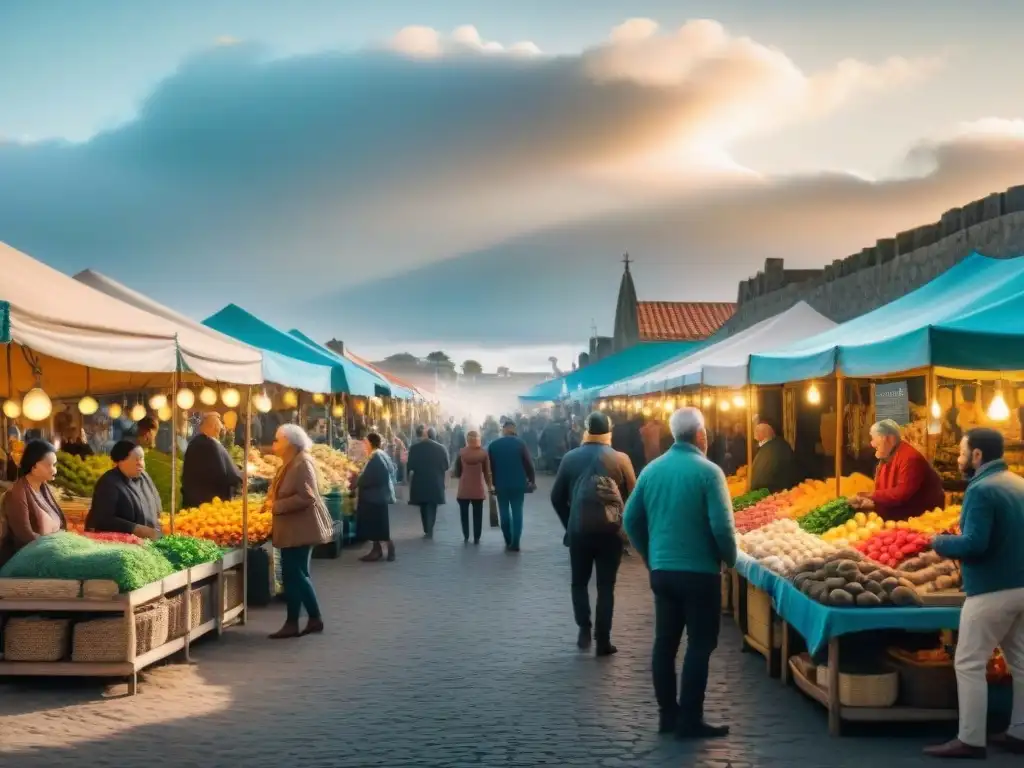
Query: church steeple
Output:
[[612, 253, 639, 352]]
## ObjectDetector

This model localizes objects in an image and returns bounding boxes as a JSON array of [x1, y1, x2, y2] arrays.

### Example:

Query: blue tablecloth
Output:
[[734, 553, 962, 655]]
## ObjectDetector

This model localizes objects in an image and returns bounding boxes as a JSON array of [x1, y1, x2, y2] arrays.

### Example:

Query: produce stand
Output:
[[735, 554, 964, 735], [0, 549, 244, 694]]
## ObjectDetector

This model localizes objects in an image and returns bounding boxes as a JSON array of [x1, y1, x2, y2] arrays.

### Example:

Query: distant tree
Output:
[[462, 360, 484, 376], [425, 351, 452, 365], [383, 352, 420, 365], [496, 366, 511, 377]]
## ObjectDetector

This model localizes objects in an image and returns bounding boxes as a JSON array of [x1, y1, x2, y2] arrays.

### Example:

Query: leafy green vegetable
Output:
[[150, 534, 224, 569], [733, 488, 770, 512], [1, 532, 175, 592], [798, 497, 855, 535], [144, 449, 183, 512]]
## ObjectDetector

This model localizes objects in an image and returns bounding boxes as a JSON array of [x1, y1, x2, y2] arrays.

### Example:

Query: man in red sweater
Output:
[[849, 419, 945, 521]]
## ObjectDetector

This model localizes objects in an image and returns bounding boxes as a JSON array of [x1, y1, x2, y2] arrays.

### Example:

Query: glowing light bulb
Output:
[[806, 383, 822, 405], [77, 395, 99, 416], [598, 401, 606, 411], [220, 387, 241, 408], [733, 394, 746, 408], [2, 399, 21, 419], [148, 393, 168, 411], [176, 388, 195, 410], [719, 400, 732, 412], [987, 391, 1010, 422], [331, 403, 345, 418], [199, 386, 218, 406], [312, 393, 325, 405], [157, 405, 172, 422], [282, 390, 298, 408], [108, 403, 123, 419], [702, 396, 712, 408], [664, 398, 676, 412], [930, 398, 942, 419], [22, 388, 52, 421], [253, 391, 272, 413], [131, 403, 147, 422]]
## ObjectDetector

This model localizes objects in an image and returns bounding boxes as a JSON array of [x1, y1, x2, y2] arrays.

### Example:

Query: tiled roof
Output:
[[636, 301, 736, 342]]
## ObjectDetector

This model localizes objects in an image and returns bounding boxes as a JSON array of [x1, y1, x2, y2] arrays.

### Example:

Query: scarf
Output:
[[583, 432, 612, 446]]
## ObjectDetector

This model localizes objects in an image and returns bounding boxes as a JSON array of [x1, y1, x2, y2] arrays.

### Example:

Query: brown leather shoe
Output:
[[922, 739, 986, 759], [386, 542, 396, 562], [359, 546, 383, 562], [991, 733, 1024, 754], [301, 618, 324, 636], [268, 622, 301, 640]]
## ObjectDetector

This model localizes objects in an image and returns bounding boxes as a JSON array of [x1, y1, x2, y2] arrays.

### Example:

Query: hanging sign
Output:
[[874, 381, 910, 425]]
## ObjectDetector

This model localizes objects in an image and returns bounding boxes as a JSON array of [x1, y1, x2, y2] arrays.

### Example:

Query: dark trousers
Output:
[[457, 499, 483, 542], [280, 545, 321, 623], [569, 534, 623, 641], [419, 503, 438, 535], [650, 570, 721, 723], [496, 492, 525, 547]]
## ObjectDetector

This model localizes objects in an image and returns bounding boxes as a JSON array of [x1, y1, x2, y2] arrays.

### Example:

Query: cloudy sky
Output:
[[2, 1, 1023, 371]]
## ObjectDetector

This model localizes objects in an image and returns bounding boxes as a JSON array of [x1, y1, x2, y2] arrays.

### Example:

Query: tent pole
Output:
[[170, 370, 178, 536], [241, 385, 251, 627], [835, 373, 844, 497], [746, 383, 755, 491], [926, 367, 937, 461]]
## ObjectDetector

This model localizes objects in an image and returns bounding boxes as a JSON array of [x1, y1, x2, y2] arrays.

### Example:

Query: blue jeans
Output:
[[496, 491, 525, 548], [280, 546, 321, 624]]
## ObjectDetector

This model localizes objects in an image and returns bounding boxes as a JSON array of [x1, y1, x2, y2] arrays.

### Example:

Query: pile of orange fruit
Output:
[[160, 495, 270, 548]]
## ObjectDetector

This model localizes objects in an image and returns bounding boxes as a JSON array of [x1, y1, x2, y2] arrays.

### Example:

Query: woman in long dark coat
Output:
[[356, 432, 397, 562]]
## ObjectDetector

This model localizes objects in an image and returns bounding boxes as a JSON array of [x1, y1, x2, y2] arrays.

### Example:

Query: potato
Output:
[[855, 591, 882, 607], [920, 551, 942, 566], [863, 580, 883, 595], [824, 561, 842, 576], [828, 589, 854, 606], [899, 557, 924, 572], [934, 561, 957, 577], [793, 573, 812, 590], [934, 575, 955, 590], [811, 568, 829, 582], [844, 581, 865, 596], [918, 581, 936, 594], [890, 586, 922, 606], [807, 583, 828, 602], [824, 577, 848, 591], [858, 561, 878, 575], [867, 570, 889, 583], [897, 578, 917, 591], [802, 558, 826, 573], [834, 549, 862, 561], [836, 560, 860, 575], [880, 576, 900, 593]]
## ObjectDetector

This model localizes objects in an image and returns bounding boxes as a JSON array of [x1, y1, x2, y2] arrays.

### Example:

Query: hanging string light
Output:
[[22, 388, 52, 422], [130, 402, 147, 422], [806, 382, 822, 405], [176, 387, 195, 409], [312, 393, 326, 405], [157, 404, 172, 421], [149, 393, 168, 411], [282, 390, 298, 408], [331, 402, 345, 419], [108, 402, 123, 419], [253, 391, 272, 414], [987, 388, 1010, 422], [930, 398, 942, 419], [220, 387, 241, 408], [78, 368, 98, 415], [199, 386, 218, 407], [2, 399, 20, 419], [719, 399, 732, 412]]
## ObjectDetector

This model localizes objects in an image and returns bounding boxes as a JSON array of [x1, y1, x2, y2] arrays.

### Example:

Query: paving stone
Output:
[[0, 476, 1017, 767]]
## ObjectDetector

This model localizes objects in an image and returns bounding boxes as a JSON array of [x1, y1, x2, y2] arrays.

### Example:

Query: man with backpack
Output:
[[551, 412, 636, 657]]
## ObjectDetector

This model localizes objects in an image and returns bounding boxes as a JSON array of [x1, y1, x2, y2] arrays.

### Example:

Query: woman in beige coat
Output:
[[267, 424, 334, 639]]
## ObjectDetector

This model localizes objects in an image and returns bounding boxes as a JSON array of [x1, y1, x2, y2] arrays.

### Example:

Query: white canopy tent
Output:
[[600, 302, 836, 396], [0, 241, 265, 399]]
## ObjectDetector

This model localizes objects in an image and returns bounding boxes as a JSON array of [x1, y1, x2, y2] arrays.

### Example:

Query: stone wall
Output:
[[726, 184, 1024, 333]]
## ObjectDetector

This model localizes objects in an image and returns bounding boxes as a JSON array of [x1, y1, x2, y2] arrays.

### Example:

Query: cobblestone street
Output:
[[0, 477, 1016, 767]]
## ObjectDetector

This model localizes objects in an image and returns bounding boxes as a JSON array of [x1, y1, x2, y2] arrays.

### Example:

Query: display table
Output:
[[734, 553, 963, 735], [0, 549, 245, 694]]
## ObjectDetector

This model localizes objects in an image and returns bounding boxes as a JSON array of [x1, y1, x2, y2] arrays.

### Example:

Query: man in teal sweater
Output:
[[623, 406, 737, 741], [925, 428, 1024, 760]]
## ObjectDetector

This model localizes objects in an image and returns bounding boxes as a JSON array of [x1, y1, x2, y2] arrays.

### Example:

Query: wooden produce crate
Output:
[[886, 649, 958, 709], [746, 581, 782, 653]]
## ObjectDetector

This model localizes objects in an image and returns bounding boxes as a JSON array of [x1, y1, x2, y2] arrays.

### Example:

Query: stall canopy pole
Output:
[[746, 383, 755, 491], [926, 367, 937, 461], [241, 385, 251, 627], [170, 369, 178, 536], [835, 373, 844, 498]]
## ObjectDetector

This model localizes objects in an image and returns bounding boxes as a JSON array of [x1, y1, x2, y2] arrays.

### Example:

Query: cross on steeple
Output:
[[622, 253, 631, 272]]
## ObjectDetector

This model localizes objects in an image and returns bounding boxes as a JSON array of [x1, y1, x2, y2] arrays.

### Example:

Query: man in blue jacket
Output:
[[925, 428, 1024, 759], [487, 420, 536, 552], [623, 406, 737, 741]]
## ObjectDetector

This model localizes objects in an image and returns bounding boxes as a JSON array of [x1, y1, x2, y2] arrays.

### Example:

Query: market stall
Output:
[[0, 242, 271, 686]]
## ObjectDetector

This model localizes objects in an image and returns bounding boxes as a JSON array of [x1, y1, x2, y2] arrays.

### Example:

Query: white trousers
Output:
[[955, 587, 1024, 747]]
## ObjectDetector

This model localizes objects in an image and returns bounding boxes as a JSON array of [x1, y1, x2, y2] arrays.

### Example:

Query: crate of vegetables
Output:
[[886, 647, 958, 709], [855, 528, 930, 569]]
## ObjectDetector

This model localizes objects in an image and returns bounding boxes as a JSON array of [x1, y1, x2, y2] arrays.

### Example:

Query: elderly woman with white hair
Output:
[[848, 418, 945, 521], [265, 423, 334, 639]]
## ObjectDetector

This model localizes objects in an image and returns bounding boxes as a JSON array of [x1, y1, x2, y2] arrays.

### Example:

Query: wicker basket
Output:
[[72, 601, 170, 663], [166, 589, 205, 639], [223, 569, 243, 611], [0, 578, 81, 600], [887, 649, 958, 709], [746, 582, 782, 650], [82, 580, 121, 600], [817, 664, 899, 708], [3, 616, 71, 661]]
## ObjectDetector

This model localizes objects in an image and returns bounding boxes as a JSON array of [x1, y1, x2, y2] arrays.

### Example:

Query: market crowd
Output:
[[1, 403, 1022, 756]]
